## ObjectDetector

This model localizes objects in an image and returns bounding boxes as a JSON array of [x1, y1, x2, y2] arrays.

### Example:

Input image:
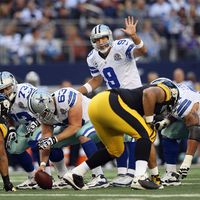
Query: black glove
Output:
[[37, 136, 58, 150], [4, 182, 16, 192], [26, 120, 40, 137], [6, 127, 17, 149]]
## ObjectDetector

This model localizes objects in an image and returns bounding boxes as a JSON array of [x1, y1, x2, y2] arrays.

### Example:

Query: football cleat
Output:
[[87, 174, 109, 189], [161, 171, 181, 186], [110, 174, 133, 187], [52, 177, 72, 189], [16, 177, 38, 189], [63, 172, 88, 190], [131, 175, 161, 190], [150, 174, 164, 189]]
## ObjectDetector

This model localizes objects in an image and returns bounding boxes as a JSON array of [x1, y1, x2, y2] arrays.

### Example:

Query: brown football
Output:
[[35, 171, 53, 189]]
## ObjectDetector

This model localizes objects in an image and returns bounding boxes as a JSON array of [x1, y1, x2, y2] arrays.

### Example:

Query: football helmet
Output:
[[0, 93, 11, 119], [90, 24, 113, 53], [25, 71, 40, 87], [28, 90, 55, 122], [0, 71, 17, 101], [150, 77, 180, 110]]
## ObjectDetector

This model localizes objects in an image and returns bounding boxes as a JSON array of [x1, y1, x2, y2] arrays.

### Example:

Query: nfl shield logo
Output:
[[114, 53, 121, 61]]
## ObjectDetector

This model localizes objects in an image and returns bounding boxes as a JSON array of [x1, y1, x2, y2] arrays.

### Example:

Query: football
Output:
[[35, 171, 53, 189]]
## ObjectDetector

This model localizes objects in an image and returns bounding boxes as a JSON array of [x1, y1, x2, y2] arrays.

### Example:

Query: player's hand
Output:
[[178, 167, 189, 179], [154, 118, 170, 131], [4, 182, 16, 192], [121, 16, 138, 37], [37, 136, 58, 150], [26, 120, 40, 137], [6, 127, 17, 149]]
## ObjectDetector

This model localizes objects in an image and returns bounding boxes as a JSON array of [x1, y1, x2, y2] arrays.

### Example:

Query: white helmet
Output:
[[25, 71, 40, 87], [0, 71, 17, 101], [28, 90, 55, 122], [90, 24, 113, 53]]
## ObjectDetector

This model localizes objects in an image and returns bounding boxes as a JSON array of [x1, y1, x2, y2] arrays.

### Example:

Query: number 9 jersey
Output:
[[87, 38, 142, 89]]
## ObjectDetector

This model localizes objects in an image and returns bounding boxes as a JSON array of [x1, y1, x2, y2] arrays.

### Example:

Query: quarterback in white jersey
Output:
[[87, 38, 142, 89]]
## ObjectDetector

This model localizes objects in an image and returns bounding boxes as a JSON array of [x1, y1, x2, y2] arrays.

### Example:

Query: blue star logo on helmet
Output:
[[36, 95, 45, 103]]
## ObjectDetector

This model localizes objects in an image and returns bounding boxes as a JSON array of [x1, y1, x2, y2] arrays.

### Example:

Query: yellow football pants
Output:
[[88, 91, 156, 158]]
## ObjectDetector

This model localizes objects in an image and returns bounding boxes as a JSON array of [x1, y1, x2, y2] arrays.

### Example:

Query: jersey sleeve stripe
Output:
[[68, 91, 77, 107], [0, 124, 7, 138], [125, 44, 134, 59], [82, 126, 96, 137], [177, 100, 192, 117]]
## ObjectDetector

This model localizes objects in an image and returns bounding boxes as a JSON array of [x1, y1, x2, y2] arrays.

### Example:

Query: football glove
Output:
[[4, 182, 16, 192], [154, 118, 170, 131], [26, 120, 40, 138], [6, 127, 17, 149], [178, 167, 189, 179], [37, 136, 58, 150]]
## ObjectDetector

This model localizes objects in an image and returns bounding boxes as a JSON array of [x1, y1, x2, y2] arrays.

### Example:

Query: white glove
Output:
[[26, 120, 40, 137], [37, 136, 58, 150]]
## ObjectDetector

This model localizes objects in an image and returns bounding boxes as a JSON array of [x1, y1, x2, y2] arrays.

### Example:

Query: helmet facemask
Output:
[[0, 71, 17, 101], [90, 24, 113, 54]]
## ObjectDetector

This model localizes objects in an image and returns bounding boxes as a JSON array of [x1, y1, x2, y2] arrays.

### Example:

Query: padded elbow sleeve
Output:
[[188, 126, 200, 142]]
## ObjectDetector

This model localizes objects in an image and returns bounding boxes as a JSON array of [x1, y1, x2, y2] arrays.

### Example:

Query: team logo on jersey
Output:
[[114, 53, 122, 61], [18, 102, 25, 109], [60, 108, 67, 114]]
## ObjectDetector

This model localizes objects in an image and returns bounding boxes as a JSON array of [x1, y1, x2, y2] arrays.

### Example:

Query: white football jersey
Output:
[[174, 83, 200, 118], [41, 87, 91, 126], [87, 38, 142, 89], [10, 83, 37, 127]]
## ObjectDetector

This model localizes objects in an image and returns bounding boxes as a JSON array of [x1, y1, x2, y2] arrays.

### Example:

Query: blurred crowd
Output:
[[0, 0, 200, 64]]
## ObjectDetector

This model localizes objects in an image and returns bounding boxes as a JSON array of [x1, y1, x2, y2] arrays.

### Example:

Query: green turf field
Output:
[[0, 165, 200, 200]]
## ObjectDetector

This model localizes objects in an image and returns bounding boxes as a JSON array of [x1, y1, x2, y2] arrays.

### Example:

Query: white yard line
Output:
[[0, 194, 200, 198]]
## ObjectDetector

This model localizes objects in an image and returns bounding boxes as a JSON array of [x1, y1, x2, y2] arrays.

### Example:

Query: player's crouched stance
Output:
[[0, 94, 16, 192], [63, 78, 179, 190]]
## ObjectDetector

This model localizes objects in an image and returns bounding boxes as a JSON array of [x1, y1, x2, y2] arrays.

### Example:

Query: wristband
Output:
[[144, 115, 154, 123], [40, 162, 46, 167], [83, 83, 93, 93], [9, 126, 16, 131], [135, 40, 144, 49]]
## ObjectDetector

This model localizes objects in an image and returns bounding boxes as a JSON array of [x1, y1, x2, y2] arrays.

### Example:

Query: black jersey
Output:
[[110, 84, 173, 117]]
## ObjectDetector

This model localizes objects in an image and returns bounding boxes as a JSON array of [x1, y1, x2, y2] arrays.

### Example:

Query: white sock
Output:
[[181, 155, 193, 168], [165, 164, 177, 173], [72, 161, 90, 176], [45, 166, 52, 176], [91, 166, 104, 176], [117, 167, 127, 175], [28, 170, 36, 178], [127, 168, 135, 176], [149, 166, 159, 176], [134, 160, 148, 177], [53, 159, 68, 177]]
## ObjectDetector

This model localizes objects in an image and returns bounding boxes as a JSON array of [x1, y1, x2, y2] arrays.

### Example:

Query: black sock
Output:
[[86, 147, 115, 169]]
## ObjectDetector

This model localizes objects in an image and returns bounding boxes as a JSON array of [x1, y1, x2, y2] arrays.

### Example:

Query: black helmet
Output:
[[150, 77, 179, 111]]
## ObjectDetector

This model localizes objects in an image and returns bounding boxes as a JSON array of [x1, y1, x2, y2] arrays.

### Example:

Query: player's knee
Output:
[[108, 146, 124, 158]]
